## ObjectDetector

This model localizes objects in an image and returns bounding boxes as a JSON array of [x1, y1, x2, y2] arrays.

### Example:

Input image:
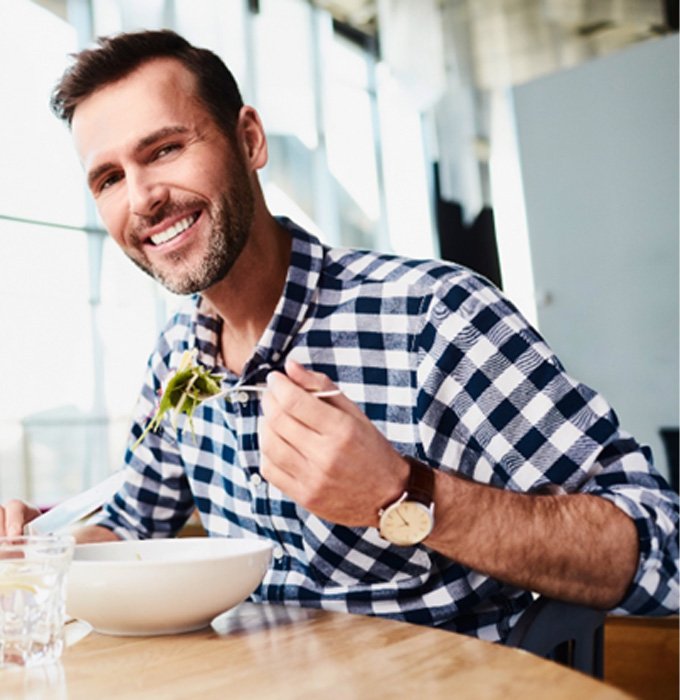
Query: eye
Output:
[[98, 172, 123, 193], [153, 143, 181, 160]]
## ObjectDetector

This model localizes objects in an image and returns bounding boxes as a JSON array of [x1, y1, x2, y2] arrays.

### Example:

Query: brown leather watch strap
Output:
[[404, 456, 435, 507]]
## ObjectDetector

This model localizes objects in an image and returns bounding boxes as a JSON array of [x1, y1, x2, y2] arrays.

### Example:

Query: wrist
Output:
[[377, 455, 436, 546], [370, 455, 409, 529], [380, 454, 411, 508]]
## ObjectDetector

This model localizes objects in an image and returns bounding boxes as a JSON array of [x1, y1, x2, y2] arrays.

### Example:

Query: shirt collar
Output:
[[189, 217, 325, 382]]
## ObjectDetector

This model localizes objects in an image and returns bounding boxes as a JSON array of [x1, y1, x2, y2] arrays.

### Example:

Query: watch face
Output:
[[379, 501, 433, 546]]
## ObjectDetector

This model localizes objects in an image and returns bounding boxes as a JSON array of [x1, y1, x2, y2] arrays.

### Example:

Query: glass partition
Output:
[[1, 0, 434, 502]]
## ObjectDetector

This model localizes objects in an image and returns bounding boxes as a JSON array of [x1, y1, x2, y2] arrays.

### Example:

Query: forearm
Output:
[[426, 470, 639, 609], [73, 524, 121, 544], [260, 363, 646, 609]]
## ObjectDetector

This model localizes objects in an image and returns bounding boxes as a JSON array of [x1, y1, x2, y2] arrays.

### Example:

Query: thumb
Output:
[[283, 358, 337, 393]]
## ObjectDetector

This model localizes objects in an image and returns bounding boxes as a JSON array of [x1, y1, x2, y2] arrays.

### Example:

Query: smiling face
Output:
[[72, 58, 255, 294]]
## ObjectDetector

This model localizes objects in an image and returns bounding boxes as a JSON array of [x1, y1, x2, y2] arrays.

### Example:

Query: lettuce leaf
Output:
[[131, 350, 222, 450]]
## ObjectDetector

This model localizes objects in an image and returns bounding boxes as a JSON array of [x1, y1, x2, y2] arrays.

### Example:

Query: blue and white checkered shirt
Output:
[[95, 217, 679, 641]]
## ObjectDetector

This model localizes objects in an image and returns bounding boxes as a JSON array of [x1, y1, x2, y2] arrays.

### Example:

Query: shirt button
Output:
[[235, 391, 250, 405], [271, 351, 281, 363], [251, 473, 262, 487], [272, 546, 284, 560], [433, 302, 449, 320]]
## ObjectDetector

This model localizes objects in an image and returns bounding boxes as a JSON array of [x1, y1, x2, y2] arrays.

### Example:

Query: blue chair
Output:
[[505, 596, 606, 678]]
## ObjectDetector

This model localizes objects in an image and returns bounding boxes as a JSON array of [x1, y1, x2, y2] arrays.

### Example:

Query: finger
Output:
[[266, 370, 360, 436], [261, 389, 324, 440], [281, 360, 349, 409], [259, 452, 307, 505], [265, 370, 333, 425], [259, 414, 316, 501], [261, 395, 338, 469], [261, 394, 331, 471], [260, 433, 332, 515], [284, 359, 336, 393], [0, 500, 38, 537], [283, 360, 368, 419], [259, 414, 307, 475]]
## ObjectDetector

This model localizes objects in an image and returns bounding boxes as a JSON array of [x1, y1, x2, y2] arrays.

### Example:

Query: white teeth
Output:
[[150, 214, 197, 246]]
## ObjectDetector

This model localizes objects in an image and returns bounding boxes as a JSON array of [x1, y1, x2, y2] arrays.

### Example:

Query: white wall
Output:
[[511, 35, 679, 480]]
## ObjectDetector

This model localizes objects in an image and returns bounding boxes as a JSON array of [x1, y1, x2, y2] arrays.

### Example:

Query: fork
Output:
[[206, 385, 342, 402]]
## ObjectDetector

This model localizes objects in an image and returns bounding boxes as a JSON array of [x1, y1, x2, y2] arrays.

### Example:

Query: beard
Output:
[[125, 166, 255, 295]]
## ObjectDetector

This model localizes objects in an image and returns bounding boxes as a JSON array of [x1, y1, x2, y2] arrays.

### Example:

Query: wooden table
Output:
[[2, 603, 634, 699]]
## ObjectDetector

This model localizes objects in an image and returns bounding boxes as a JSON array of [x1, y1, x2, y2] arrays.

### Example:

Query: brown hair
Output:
[[50, 29, 244, 137]]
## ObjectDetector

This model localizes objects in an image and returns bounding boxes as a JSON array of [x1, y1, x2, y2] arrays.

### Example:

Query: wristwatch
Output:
[[378, 456, 435, 546]]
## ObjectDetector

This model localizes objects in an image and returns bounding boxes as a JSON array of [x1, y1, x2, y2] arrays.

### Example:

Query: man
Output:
[[1, 30, 677, 641]]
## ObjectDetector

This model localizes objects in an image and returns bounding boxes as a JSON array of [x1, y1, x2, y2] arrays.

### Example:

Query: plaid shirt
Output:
[[95, 217, 679, 641]]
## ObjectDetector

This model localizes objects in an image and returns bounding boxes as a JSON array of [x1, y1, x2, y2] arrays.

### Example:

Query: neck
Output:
[[201, 210, 292, 375]]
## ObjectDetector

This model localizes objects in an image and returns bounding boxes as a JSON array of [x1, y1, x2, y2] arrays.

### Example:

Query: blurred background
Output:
[[0, 0, 677, 505]]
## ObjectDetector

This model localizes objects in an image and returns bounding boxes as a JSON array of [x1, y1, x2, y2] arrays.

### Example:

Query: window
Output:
[[1, 0, 436, 503]]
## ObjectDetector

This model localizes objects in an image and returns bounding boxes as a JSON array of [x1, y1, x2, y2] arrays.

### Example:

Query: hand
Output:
[[259, 359, 409, 527], [0, 500, 41, 537]]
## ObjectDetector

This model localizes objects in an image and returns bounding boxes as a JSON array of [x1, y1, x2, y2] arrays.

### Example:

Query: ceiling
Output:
[[312, 0, 673, 39], [33, 0, 674, 91], [34, 0, 674, 47], [314, 0, 673, 90], [313, 0, 378, 34]]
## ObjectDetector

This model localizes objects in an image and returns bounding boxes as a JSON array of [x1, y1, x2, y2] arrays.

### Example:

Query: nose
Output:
[[127, 170, 169, 218]]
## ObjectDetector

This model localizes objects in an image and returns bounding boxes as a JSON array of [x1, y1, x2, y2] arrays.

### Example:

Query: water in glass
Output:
[[0, 535, 74, 667]]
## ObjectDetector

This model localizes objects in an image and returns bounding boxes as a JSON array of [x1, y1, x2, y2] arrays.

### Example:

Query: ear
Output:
[[236, 106, 268, 171]]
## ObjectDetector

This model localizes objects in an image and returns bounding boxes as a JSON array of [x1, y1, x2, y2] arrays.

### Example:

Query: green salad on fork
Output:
[[132, 350, 223, 450]]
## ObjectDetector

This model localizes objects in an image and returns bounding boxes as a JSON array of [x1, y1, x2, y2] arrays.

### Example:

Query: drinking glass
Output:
[[0, 535, 75, 668]]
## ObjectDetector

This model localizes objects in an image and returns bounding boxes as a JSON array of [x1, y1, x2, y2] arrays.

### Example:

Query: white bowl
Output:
[[66, 537, 272, 636]]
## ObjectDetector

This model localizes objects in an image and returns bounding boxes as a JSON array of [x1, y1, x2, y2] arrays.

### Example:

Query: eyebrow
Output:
[[86, 125, 190, 190]]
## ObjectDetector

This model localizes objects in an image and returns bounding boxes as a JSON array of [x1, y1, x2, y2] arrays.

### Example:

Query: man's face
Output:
[[72, 58, 254, 295]]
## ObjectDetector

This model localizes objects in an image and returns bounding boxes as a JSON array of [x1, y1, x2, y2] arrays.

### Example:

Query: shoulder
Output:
[[284, 216, 497, 310], [321, 245, 522, 327], [321, 245, 484, 298]]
